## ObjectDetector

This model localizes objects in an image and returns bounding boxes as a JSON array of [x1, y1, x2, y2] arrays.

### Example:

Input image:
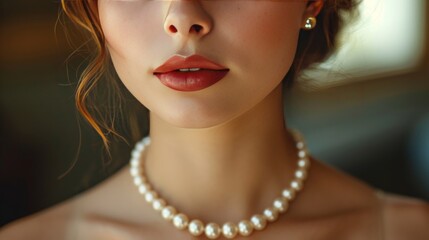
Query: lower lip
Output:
[[154, 70, 229, 91]]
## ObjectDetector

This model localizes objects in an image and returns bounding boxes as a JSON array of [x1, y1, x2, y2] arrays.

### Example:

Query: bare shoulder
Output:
[[0, 199, 76, 240], [382, 193, 429, 240], [303, 160, 429, 239], [0, 167, 143, 240]]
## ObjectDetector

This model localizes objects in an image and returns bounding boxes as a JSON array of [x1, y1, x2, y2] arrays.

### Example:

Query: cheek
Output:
[[98, 2, 169, 106], [225, 3, 303, 84], [99, 2, 160, 63]]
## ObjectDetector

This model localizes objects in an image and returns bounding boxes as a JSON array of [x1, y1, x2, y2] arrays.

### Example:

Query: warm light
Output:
[[300, 0, 427, 89]]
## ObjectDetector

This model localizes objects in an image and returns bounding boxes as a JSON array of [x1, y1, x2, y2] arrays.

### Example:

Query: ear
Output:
[[301, 0, 324, 27]]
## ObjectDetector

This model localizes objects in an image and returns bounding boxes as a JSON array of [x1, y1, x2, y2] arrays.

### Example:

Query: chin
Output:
[[153, 104, 239, 129]]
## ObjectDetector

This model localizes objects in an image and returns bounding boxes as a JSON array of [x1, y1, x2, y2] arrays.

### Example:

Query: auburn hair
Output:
[[61, 0, 359, 150]]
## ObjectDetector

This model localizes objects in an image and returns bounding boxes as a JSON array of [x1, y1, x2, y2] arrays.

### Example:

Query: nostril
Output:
[[169, 25, 178, 33], [190, 24, 203, 33], [167, 24, 204, 34]]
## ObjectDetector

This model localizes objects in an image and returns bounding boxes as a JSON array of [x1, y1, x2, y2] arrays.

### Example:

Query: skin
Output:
[[98, 0, 322, 222], [1, 1, 428, 239], [102, 0, 309, 128]]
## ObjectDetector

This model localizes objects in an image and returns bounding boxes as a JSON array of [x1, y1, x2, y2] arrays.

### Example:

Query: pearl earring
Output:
[[304, 17, 317, 30]]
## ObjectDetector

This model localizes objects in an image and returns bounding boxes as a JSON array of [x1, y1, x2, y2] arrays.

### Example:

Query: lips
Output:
[[153, 55, 229, 91]]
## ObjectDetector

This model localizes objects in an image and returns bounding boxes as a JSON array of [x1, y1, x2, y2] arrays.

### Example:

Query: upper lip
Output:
[[153, 55, 229, 74]]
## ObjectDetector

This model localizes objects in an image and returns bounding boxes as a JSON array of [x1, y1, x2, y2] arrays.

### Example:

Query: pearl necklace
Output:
[[129, 131, 310, 239]]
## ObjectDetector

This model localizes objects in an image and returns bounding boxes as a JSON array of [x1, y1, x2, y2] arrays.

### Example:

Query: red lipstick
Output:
[[153, 55, 229, 91]]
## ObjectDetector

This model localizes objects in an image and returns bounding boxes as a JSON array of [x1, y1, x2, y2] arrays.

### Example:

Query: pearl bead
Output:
[[130, 167, 140, 177], [273, 197, 289, 213], [282, 188, 296, 200], [298, 158, 310, 168], [298, 150, 307, 158], [173, 213, 189, 230], [205, 223, 221, 239], [133, 176, 143, 186], [222, 222, 238, 239], [291, 179, 303, 191], [132, 149, 141, 158], [138, 183, 151, 195], [250, 214, 267, 230], [238, 220, 253, 236], [143, 137, 151, 145], [295, 169, 307, 180], [263, 207, 279, 222], [144, 191, 158, 203], [188, 219, 204, 236], [296, 141, 305, 149], [152, 198, 166, 211], [130, 158, 140, 168], [135, 142, 145, 151], [161, 206, 176, 221]]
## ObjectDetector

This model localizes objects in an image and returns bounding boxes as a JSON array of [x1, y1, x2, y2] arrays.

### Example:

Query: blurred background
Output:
[[1, 0, 428, 227]]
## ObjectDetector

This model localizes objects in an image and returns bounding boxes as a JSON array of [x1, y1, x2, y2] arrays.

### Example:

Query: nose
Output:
[[164, 1, 213, 39]]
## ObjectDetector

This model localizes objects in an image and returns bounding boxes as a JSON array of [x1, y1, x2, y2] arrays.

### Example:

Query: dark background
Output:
[[1, 1, 429, 227]]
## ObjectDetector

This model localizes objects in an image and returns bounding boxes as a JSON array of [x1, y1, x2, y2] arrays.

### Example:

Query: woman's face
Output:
[[98, 0, 317, 128]]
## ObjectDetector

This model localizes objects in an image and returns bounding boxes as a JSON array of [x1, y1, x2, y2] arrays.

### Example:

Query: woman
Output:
[[1, 0, 428, 239]]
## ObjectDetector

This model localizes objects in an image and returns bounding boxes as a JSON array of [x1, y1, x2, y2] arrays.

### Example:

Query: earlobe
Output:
[[301, 0, 324, 30]]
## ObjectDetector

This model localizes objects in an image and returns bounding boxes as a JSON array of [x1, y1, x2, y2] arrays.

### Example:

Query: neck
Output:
[[144, 86, 298, 222]]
